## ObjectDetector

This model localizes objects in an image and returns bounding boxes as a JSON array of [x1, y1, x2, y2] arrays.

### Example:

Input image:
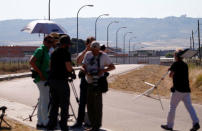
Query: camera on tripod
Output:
[[67, 70, 76, 82]]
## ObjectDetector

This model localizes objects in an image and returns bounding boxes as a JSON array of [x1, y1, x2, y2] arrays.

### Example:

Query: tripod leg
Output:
[[0, 116, 3, 128], [2, 119, 11, 128], [70, 82, 79, 104], [69, 102, 76, 120], [156, 88, 164, 110], [23, 102, 38, 121]]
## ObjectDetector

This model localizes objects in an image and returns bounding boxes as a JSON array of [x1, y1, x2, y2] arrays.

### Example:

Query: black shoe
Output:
[[70, 122, 82, 129], [36, 124, 47, 129], [190, 123, 200, 131], [161, 125, 173, 131]]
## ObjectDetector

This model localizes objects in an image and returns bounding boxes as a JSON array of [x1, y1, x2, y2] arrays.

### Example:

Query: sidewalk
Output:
[[0, 97, 110, 131]]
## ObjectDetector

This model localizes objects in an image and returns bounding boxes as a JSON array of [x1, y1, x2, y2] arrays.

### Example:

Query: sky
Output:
[[0, 0, 202, 21]]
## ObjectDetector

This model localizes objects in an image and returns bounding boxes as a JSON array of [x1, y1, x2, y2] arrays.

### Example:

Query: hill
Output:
[[0, 16, 201, 50]]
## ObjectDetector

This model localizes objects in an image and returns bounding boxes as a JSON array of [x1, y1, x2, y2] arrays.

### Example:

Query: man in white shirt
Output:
[[82, 41, 115, 131]]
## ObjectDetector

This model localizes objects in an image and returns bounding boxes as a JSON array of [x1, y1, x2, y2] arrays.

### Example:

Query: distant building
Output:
[[0, 46, 38, 58]]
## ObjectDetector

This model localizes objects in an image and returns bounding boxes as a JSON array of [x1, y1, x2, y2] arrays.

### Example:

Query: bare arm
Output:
[[65, 61, 73, 72], [76, 45, 90, 65], [98, 64, 115, 76], [169, 71, 174, 78], [29, 56, 45, 80]]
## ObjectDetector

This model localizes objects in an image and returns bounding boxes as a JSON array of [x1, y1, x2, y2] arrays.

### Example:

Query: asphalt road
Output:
[[0, 64, 201, 131]]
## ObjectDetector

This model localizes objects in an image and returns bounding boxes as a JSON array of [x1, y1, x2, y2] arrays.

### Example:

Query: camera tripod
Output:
[[0, 106, 11, 129], [68, 79, 80, 121], [23, 79, 80, 122], [133, 71, 169, 110]]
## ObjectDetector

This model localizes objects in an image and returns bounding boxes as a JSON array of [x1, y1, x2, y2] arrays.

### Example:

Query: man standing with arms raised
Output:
[[71, 36, 95, 128]]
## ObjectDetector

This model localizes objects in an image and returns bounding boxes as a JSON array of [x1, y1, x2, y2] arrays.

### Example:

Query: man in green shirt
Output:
[[29, 35, 54, 129]]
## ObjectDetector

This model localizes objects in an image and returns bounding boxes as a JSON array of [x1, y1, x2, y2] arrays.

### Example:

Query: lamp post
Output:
[[123, 32, 132, 64], [76, 4, 94, 56], [115, 27, 126, 63], [95, 14, 109, 40], [129, 36, 136, 64], [48, 0, 51, 20], [107, 21, 119, 48]]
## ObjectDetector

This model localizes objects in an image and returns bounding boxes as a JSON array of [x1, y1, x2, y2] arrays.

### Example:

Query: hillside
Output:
[[0, 16, 201, 50]]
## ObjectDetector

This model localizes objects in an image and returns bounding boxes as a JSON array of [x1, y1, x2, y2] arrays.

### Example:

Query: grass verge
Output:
[[109, 64, 202, 104], [0, 117, 36, 131], [0, 62, 30, 75]]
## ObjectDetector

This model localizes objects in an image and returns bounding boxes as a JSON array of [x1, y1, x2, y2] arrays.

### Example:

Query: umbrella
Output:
[[21, 20, 66, 34]]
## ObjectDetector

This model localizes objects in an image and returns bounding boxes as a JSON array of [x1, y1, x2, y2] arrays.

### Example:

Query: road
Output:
[[0, 64, 201, 131]]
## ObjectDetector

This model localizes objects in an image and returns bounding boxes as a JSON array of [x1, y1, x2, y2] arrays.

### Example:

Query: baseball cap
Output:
[[59, 34, 72, 45], [49, 32, 59, 40], [90, 41, 100, 49]]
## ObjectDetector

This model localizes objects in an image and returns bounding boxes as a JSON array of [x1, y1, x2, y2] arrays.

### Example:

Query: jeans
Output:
[[36, 81, 50, 126], [167, 91, 199, 128]]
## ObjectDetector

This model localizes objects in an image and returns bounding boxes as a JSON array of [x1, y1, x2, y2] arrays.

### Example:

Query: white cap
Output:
[[90, 41, 100, 49]]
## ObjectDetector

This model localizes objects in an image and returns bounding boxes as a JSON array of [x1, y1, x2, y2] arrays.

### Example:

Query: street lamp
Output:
[[129, 36, 136, 64], [123, 32, 132, 64], [95, 14, 109, 40], [48, 0, 51, 20], [76, 4, 94, 56], [107, 21, 119, 48], [115, 27, 127, 63]]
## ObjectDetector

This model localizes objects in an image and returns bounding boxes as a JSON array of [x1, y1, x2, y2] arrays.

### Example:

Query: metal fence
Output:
[[109, 56, 160, 64]]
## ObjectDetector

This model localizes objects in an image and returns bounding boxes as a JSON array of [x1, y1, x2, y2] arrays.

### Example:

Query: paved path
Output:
[[0, 64, 145, 131], [0, 64, 201, 131]]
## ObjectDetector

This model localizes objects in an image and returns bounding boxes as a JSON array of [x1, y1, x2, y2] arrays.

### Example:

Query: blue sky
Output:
[[0, 0, 202, 20]]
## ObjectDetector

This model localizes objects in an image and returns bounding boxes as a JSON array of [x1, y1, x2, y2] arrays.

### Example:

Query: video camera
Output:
[[67, 70, 76, 82]]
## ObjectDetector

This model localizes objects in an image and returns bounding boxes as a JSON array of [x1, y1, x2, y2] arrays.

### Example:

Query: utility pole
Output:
[[190, 36, 192, 49], [192, 30, 195, 50], [198, 20, 201, 60]]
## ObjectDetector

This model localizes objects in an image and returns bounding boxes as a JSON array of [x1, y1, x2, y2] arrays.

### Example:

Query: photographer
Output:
[[71, 36, 95, 128], [29, 35, 54, 129], [82, 41, 115, 131], [47, 35, 73, 131]]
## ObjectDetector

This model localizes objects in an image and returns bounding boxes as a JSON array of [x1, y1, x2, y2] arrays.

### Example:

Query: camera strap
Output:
[[38, 48, 45, 69], [97, 52, 102, 69]]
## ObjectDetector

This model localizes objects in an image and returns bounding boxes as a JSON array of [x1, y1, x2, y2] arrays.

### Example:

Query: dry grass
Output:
[[0, 117, 36, 131], [0, 62, 30, 75], [109, 64, 202, 104]]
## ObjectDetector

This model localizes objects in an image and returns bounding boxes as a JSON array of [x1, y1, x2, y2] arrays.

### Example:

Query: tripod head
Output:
[[0, 106, 7, 113]]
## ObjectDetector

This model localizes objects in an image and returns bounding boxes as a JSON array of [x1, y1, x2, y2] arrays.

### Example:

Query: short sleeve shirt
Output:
[[82, 51, 112, 83], [169, 60, 191, 92], [32, 45, 50, 83], [49, 47, 71, 80]]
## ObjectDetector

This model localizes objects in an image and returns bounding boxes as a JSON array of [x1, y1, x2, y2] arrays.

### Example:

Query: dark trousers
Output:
[[87, 85, 103, 129], [48, 80, 70, 130], [77, 77, 88, 124]]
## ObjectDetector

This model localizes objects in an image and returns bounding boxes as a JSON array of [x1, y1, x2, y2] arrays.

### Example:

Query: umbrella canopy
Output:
[[21, 20, 66, 34]]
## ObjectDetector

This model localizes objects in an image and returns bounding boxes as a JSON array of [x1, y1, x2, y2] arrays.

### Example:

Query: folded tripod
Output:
[[0, 106, 11, 129]]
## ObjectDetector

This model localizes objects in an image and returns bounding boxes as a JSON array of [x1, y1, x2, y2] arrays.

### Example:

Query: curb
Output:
[[0, 67, 81, 82], [0, 72, 31, 81]]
